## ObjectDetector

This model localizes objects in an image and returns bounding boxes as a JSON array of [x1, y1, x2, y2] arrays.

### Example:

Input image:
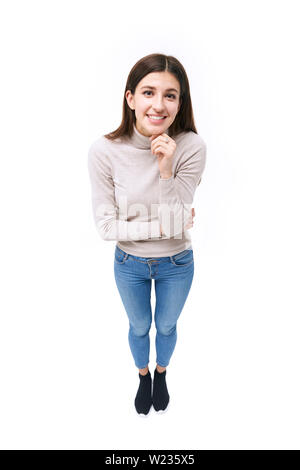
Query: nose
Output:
[[152, 94, 165, 111]]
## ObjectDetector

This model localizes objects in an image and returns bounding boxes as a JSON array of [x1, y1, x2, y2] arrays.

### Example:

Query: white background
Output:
[[0, 0, 299, 450]]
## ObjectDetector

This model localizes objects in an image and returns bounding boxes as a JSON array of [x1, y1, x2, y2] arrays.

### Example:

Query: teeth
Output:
[[148, 115, 165, 120]]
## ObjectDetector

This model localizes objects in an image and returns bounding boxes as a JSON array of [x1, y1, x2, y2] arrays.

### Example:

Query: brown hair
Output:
[[104, 53, 198, 141]]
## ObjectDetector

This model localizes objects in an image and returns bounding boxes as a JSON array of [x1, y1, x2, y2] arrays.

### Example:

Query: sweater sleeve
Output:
[[158, 138, 207, 238], [87, 139, 161, 241]]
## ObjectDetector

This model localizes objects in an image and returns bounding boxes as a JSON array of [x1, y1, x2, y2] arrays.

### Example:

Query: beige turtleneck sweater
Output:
[[87, 123, 206, 257]]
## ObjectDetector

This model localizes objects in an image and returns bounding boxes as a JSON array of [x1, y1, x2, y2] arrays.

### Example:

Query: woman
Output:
[[88, 53, 207, 416]]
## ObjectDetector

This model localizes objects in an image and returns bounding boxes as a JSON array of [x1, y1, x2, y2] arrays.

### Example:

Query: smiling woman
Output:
[[87, 53, 207, 416], [125, 69, 182, 136]]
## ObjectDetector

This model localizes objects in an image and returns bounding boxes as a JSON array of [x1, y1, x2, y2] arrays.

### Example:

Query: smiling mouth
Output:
[[146, 115, 167, 120]]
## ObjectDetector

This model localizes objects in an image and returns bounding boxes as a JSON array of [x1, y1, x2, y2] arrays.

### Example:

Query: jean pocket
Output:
[[114, 246, 128, 265], [171, 249, 194, 266]]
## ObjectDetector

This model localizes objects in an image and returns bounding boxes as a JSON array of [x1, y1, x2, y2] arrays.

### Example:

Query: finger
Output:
[[150, 133, 172, 145], [151, 139, 170, 149], [151, 142, 169, 154], [149, 133, 168, 143], [149, 134, 161, 142]]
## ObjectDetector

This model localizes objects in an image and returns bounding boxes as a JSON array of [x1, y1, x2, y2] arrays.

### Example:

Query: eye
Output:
[[142, 91, 176, 99]]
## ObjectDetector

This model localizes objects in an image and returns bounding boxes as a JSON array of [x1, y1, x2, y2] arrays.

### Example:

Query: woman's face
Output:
[[126, 71, 181, 137]]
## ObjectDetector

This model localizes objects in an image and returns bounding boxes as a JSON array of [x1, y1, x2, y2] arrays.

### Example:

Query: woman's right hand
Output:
[[184, 207, 195, 230], [160, 207, 195, 235]]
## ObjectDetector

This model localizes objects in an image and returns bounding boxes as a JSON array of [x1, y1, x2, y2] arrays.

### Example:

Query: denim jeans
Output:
[[114, 245, 194, 369]]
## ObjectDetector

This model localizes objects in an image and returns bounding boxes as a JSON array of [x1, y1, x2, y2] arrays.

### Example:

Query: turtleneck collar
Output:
[[131, 122, 170, 150]]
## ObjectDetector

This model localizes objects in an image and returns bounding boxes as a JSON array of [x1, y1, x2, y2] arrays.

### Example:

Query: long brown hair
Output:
[[104, 53, 198, 141]]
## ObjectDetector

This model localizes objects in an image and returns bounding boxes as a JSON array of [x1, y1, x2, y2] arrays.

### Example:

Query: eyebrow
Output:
[[140, 85, 179, 94]]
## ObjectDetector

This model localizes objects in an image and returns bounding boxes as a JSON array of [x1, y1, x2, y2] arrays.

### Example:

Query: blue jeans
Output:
[[114, 245, 194, 369]]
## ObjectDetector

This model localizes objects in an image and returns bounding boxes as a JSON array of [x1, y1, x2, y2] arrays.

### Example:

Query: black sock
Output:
[[152, 368, 170, 411], [134, 370, 152, 415]]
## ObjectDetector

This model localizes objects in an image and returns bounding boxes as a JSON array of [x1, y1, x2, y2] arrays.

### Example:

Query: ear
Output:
[[125, 90, 135, 110]]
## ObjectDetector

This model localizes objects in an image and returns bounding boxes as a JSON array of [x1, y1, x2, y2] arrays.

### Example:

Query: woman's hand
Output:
[[160, 208, 195, 236], [149, 133, 176, 178], [184, 207, 195, 230]]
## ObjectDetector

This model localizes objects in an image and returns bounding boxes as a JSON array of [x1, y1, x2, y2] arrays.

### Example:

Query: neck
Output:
[[130, 122, 169, 150]]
